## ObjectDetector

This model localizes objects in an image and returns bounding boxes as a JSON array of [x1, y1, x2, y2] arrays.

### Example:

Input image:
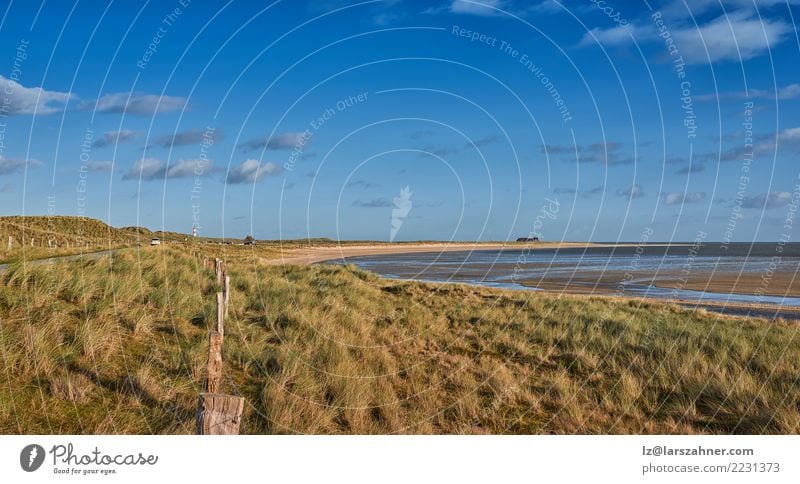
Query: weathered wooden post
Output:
[[215, 259, 224, 285], [224, 276, 231, 317], [194, 258, 245, 435], [205, 330, 223, 393], [196, 393, 244, 435], [31, 238, 34, 247], [7, 236, 12, 251], [216, 292, 225, 335]]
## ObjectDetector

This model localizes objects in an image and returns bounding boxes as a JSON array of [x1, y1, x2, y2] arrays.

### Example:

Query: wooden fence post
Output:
[[7, 236, 11, 251], [224, 276, 230, 317], [196, 393, 244, 435], [216, 292, 225, 335], [196, 258, 244, 435], [215, 259, 224, 285], [205, 331, 223, 393]]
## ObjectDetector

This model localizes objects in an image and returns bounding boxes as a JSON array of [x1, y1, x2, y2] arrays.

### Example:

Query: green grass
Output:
[[0, 247, 798, 434]]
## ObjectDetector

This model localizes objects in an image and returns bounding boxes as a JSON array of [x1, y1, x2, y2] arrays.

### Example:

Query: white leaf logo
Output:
[[390, 186, 413, 242]]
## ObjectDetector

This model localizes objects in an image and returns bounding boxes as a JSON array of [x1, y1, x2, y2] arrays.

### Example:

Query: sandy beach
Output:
[[260, 241, 680, 266]]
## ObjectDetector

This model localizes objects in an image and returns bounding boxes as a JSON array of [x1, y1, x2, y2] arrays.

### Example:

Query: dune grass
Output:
[[0, 247, 798, 434]]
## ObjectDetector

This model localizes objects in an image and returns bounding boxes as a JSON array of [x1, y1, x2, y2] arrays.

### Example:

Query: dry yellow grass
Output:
[[0, 247, 798, 434]]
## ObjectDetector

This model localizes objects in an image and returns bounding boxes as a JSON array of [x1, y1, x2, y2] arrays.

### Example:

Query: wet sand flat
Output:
[[260, 242, 800, 319], [515, 270, 800, 299]]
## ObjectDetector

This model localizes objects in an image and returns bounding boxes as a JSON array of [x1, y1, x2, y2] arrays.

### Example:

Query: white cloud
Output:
[[779, 127, 800, 141], [660, 0, 800, 20], [710, 126, 800, 161], [0, 75, 72, 115], [450, 0, 504, 16], [85, 161, 114, 172], [617, 184, 643, 199], [91, 92, 187, 115], [226, 159, 282, 184], [772, 84, 800, 99], [165, 159, 211, 178], [578, 24, 641, 47], [123, 157, 213, 181], [123, 157, 163, 180], [741, 191, 793, 209], [93, 129, 138, 148], [0, 156, 39, 175], [697, 83, 800, 102], [239, 132, 308, 151], [663, 191, 706, 205], [674, 11, 790, 64], [579, 10, 790, 64], [149, 129, 223, 149]]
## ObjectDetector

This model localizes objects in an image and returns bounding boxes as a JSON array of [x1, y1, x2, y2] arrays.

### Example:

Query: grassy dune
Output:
[[0, 215, 245, 263], [0, 247, 799, 434]]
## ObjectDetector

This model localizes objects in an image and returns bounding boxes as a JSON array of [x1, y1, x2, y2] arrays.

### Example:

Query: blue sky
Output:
[[0, 0, 798, 242]]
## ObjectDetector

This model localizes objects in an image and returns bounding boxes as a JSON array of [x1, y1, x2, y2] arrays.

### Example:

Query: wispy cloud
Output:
[[682, 10, 790, 64], [675, 163, 705, 174], [226, 159, 282, 184], [123, 157, 213, 181], [663, 191, 706, 205], [239, 132, 308, 151], [617, 184, 643, 199], [85, 161, 114, 173], [706, 127, 800, 161], [0, 156, 39, 175], [0, 75, 72, 115], [90, 92, 188, 115], [424, 0, 558, 16], [0, 182, 13, 193], [578, 23, 641, 48], [449, 0, 505, 16], [579, 9, 791, 64], [741, 191, 793, 209], [352, 197, 392, 208], [696, 83, 800, 102], [466, 134, 501, 148], [347, 179, 379, 189], [541, 141, 633, 165], [93, 129, 138, 149], [147, 129, 224, 149], [583, 185, 605, 197]]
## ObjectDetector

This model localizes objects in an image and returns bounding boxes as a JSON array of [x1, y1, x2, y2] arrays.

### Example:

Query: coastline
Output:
[[259, 241, 685, 266], [260, 242, 800, 321]]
